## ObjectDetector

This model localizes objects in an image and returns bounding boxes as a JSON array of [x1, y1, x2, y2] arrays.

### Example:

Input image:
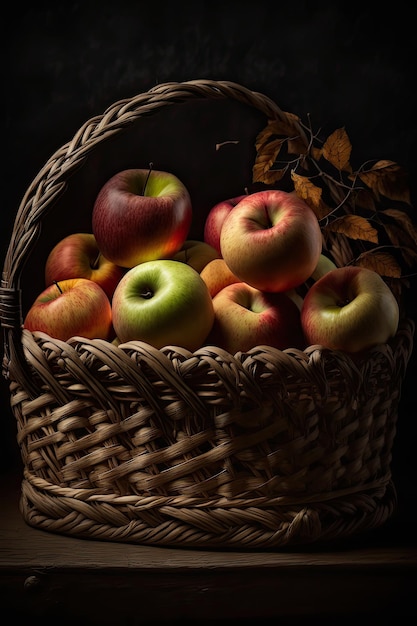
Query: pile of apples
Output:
[[24, 167, 400, 355]]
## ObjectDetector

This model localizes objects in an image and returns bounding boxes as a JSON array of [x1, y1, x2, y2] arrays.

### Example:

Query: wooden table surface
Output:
[[1, 467, 416, 624]]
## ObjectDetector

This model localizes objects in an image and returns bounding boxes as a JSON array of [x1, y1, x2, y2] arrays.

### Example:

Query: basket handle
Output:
[[0, 79, 306, 390]]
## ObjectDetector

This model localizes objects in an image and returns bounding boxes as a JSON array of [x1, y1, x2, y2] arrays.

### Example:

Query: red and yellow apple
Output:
[[92, 168, 193, 268], [203, 193, 247, 254], [200, 258, 240, 298], [220, 190, 322, 293], [111, 259, 214, 351], [300, 266, 400, 352], [44, 232, 125, 300], [171, 239, 221, 273], [206, 282, 306, 354], [23, 278, 113, 342]]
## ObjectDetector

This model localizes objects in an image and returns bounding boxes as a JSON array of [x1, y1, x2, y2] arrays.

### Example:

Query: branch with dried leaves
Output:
[[252, 114, 417, 302]]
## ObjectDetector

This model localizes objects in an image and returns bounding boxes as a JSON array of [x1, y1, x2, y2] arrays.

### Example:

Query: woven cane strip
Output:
[[20, 472, 397, 548]]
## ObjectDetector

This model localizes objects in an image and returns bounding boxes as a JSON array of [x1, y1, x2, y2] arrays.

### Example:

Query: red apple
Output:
[[300, 266, 400, 352], [44, 233, 125, 300], [206, 282, 306, 354], [203, 194, 247, 254], [92, 168, 193, 268], [170, 239, 221, 273], [200, 257, 240, 298], [23, 278, 113, 342], [220, 190, 322, 293]]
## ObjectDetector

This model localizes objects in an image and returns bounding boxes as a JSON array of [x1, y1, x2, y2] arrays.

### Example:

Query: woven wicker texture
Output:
[[1, 80, 415, 549]]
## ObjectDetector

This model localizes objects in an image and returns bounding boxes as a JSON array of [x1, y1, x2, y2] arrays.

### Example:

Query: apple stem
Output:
[[92, 251, 101, 270], [140, 288, 153, 299], [142, 162, 153, 196], [54, 280, 63, 294]]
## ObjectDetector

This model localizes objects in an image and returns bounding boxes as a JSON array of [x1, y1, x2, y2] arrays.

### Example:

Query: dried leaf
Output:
[[252, 138, 285, 183], [287, 136, 308, 155], [399, 245, 417, 268], [354, 188, 377, 212], [325, 214, 379, 243], [291, 172, 331, 220], [358, 160, 411, 203], [355, 251, 402, 278], [254, 167, 287, 185], [322, 128, 352, 172], [311, 146, 323, 161], [255, 115, 308, 152], [381, 208, 417, 243]]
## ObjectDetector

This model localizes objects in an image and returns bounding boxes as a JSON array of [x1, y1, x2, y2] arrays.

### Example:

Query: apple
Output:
[[44, 232, 126, 300], [111, 259, 215, 351], [309, 253, 337, 282], [220, 190, 322, 293], [23, 278, 113, 342], [170, 239, 221, 273], [206, 282, 306, 354], [203, 194, 247, 254], [92, 167, 193, 268], [200, 257, 240, 298], [300, 266, 400, 352]]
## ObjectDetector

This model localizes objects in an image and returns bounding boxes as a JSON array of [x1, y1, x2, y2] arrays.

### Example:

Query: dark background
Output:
[[2, 1, 416, 521]]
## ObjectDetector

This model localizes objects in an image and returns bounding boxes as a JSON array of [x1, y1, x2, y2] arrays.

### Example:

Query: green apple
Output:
[[111, 259, 215, 351], [300, 266, 400, 352], [23, 278, 113, 341]]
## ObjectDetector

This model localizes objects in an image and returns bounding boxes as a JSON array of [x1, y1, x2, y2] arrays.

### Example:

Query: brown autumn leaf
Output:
[[354, 187, 377, 212], [291, 172, 331, 220], [381, 208, 417, 243], [357, 160, 411, 203], [254, 166, 288, 185], [252, 138, 286, 183], [355, 251, 402, 278], [311, 146, 323, 161], [325, 214, 379, 243], [322, 128, 352, 173], [399, 246, 417, 269]]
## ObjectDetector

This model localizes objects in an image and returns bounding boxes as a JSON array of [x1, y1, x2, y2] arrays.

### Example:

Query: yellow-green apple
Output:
[[200, 257, 240, 298], [203, 194, 247, 254], [111, 259, 214, 351], [171, 239, 221, 273], [92, 168, 193, 268], [206, 282, 306, 354], [220, 190, 322, 293], [23, 278, 113, 342], [309, 253, 337, 282], [44, 233, 125, 300], [300, 266, 400, 352]]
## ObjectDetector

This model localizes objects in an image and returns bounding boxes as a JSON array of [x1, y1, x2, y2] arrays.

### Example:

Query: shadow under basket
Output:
[[1, 80, 415, 550]]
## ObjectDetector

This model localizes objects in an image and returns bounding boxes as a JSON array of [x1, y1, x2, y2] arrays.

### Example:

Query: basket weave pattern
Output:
[[1, 80, 415, 549]]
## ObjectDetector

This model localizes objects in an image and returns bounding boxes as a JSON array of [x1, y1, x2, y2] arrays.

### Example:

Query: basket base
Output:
[[19, 475, 397, 550]]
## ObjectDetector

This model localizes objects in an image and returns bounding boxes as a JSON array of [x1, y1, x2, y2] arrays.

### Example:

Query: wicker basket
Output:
[[1, 79, 414, 550]]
